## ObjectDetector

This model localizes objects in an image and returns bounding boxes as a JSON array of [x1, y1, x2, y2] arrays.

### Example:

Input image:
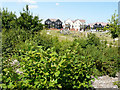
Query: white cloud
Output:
[[56, 3, 59, 6], [28, 5, 38, 9]]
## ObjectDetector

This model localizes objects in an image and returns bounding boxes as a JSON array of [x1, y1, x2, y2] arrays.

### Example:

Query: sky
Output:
[[0, 0, 119, 24]]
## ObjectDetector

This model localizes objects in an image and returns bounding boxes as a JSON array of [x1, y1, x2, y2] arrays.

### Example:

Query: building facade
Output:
[[45, 19, 63, 29], [64, 19, 86, 31], [64, 19, 73, 29], [88, 22, 109, 29]]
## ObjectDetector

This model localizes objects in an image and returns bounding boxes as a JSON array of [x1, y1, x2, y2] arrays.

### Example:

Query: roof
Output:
[[79, 20, 86, 23], [96, 22, 109, 26], [72, 20, 75, 23], [64, 19, 73, 23], [65, 19, 85, 23], [73, 19, 86, 23], [88, 22, 109, 26], [88, 23, 94, 26], [99, 22, 109, 26], [49, 19, 58, 22]]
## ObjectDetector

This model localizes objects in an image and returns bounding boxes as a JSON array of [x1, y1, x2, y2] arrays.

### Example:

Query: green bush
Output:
[[1, 5, 120, 89], [2, 28, 33, 57], [84, 45, 119, 77], [32, 32, 59, 50], [1, 8, 17, 31], [87, 33, 100, 46], [69, 36, 119, 77], [17, 5, 43, 32], [113, 81, 120, 88], [2, 42, 97, 89], [1, 5, 44, 32], [2, 28, 119, 89]]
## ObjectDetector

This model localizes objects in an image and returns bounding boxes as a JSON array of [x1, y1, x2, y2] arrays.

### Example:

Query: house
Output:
[[88, 23, 94, 29], [45, 19, 63, 29], [64, 19, 86, 31], [88, 22, 109, 29], [93, 22, 109, 29], [84, 25, 90, 30], [64, 19, 73, 30], [73, 19, 86, 31]]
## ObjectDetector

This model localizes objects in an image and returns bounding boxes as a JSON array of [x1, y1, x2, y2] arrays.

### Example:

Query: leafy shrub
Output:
[[72, 33, 100, 49], [100, 47, 119, 77], [1, 5, 43, 32], [17, 5, 43, 32], [72, 38, 88, 48], [107, 11, 119, 38], [69, 37, 119, 77], [113, 81, 120, 88], [87, 33, 100, 46], [32, 32, 59, 50], [84, 45, 119, 77], [2, 28, 33, 57], [1, 5, 120, 89], [1, 8, 17, 31], [2, 42, 97, 89]]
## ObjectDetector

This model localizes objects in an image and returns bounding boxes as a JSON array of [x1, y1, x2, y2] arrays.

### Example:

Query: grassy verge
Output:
[[41, 29, 118, 46]]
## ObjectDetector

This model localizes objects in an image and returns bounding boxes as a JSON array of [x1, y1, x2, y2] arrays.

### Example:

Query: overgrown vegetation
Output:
[[104, 10, 120, 39], [1, 5, 120, 89]]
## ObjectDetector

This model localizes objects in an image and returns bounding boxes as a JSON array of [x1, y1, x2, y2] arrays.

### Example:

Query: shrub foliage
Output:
[[1, 5, 120, 89]]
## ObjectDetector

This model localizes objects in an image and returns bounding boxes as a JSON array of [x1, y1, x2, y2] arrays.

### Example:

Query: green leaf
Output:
[[8, 82, 14, 89], [45, 72, 49, 76], [88, 80, 92, 85], [94, 76, 98, 79], [55, 71, 60, 77], [3, 68, 8, 72], [49, 82, 54, 87], [58, 84, 62, 88], [91, 78, 95, 82], [0, 84, 7, 88], [81, 56, 85, 59], [86, 75, 90, 78], [34, 81, 39, 85], [75, 76, 79, 79], [54, 79, 57, 84]]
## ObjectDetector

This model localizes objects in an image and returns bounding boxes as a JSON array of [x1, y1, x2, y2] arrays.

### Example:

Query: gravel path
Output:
[[91, 75, 119, 89]]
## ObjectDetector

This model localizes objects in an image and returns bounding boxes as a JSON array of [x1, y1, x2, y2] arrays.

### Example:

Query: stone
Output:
[[91, 75, 118, 88]]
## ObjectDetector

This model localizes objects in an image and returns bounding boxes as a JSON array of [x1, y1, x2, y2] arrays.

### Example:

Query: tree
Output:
[[107, 11, 120, 39], [1, 8, 17, 31], [17, 5, 43, 32], [1, 5, 44, 32]]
